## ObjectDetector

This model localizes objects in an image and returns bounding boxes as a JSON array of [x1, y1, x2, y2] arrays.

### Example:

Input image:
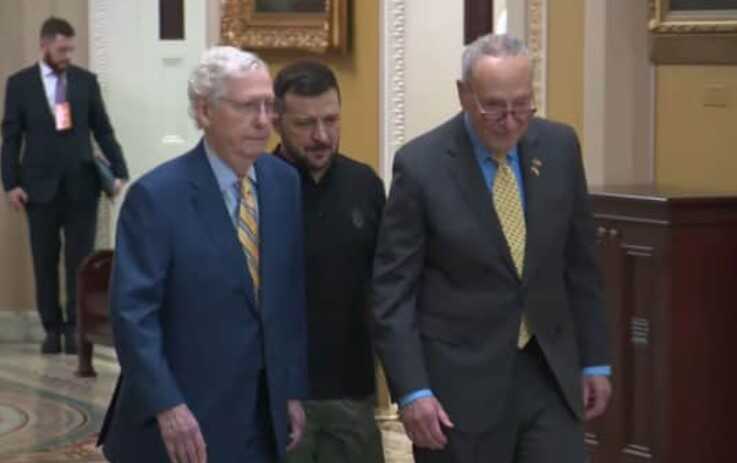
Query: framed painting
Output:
[[649, 0, 737, 63], [220, 0, 349, 53]]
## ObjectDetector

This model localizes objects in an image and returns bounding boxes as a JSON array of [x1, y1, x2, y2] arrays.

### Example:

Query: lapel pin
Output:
[[531, 158, 542, 176]]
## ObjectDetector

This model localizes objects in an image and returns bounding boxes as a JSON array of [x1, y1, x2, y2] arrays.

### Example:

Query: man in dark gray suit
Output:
[[372, 34, 612, 462], [1, 17, 128, 354]]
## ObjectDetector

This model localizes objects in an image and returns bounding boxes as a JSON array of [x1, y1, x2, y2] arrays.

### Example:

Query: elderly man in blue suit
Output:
[[98, 46, 308, 463]]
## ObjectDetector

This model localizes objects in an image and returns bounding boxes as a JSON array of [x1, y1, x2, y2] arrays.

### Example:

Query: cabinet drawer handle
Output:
[[597, 226, 608, 238], [609, 228, 620, 238]]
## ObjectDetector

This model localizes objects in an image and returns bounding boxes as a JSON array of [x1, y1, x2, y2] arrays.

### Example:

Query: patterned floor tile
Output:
[[0, 343, 414, 462]]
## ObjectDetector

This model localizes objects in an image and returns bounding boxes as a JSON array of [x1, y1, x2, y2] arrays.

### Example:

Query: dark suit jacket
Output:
[[372, 114, 610, 432], [1, 64, 128, 202], [99, 142, 308, 462]]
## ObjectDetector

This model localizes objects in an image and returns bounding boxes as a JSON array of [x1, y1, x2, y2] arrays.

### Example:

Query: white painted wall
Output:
[[380, 0, 537, 186], [90, 0, 209, 238], [380, 0, 464, 185], [583, 0, 654, 186], [506, 0, 529, 44], [403, 1, 465, 141]]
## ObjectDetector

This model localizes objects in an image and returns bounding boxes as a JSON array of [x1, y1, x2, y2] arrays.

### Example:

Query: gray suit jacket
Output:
[[372, 113, 610, 432]]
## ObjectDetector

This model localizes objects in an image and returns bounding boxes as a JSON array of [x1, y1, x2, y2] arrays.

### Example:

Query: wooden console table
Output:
[[585, 185, 737, 463]]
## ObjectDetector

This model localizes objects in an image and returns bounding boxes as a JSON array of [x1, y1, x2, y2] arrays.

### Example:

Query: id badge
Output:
[[54, 102, 72, 131]]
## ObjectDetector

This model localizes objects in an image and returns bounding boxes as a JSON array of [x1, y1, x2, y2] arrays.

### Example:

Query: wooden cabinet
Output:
[[585, 186, 737, 463]]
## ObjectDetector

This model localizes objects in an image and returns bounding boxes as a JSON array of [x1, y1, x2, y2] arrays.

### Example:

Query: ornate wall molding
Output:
[[89, 0, 113, 249], [379, 0, 407, 187], [527, 0, 547, 117], [90, 0, 111, 91]]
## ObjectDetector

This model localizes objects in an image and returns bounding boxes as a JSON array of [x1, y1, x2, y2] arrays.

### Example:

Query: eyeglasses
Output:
[[220, 97, 275, 118], [469, 88, 536, 125]]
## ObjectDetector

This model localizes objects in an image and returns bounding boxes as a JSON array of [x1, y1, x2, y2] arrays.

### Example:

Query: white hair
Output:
[[187, 46, 267, 127], [461, 34, 530, 82]]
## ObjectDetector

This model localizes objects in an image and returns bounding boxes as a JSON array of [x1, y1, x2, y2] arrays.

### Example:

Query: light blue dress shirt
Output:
[[204, 141, 258, 225], [398, 116, 610, 408], [39, 61, 61, 110]]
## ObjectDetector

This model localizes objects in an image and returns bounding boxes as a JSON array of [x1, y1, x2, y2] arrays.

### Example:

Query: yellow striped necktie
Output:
[[237, 176, 260, 299], [492, 154, 531, 349]]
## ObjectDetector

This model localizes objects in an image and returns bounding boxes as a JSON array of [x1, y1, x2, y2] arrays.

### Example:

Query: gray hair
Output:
[[461, 34, 530, 82], [187, 46, 267, 127]]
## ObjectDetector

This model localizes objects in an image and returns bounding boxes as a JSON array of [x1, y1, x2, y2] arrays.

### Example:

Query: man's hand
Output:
[[112, 178, 126, 198], [582, 375, 612, 421], [156, 404, 207, 463], [399, 396, 454, 450], [286, 400, 306, 451], [6, 187, 28, 211]]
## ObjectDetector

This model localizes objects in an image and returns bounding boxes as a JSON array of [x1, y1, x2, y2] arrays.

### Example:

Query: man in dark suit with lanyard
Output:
[[1, 17, 128, 354], [372, 34, 612, 462]]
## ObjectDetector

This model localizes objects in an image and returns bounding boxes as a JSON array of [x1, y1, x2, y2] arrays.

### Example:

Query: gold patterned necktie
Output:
[[492, 153, 531, 348], [237, 176, 260, 300]]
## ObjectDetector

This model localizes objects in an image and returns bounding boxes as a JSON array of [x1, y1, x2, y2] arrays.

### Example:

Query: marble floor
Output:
[[0, 343, 413, 462]]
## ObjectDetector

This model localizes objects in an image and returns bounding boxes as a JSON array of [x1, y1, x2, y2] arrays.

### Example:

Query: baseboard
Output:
[[0, 309, 45, 342], [0, 309, 119, 363]]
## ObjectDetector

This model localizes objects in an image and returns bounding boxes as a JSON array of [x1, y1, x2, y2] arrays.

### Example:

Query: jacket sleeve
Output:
[[287, 174, 309, 399], [1, 76, 24, 191], [563, 127, 611, 368], [109, 181, 184, 421], [371, 149, 431, 400]]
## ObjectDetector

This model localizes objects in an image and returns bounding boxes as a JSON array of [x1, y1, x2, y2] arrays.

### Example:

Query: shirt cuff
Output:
[[398, 389, 434, 408], [583, 365, 611, 376]]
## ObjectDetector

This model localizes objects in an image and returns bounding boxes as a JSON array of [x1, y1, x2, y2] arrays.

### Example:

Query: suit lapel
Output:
[[518, 120, 545, 284], [188, 143, 259, 313], [444, 115, 518, 275], [30, 66, 55, 126]]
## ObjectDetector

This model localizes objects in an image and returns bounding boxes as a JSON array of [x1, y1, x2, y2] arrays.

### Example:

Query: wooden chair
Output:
[[75, 249, 115, 377]]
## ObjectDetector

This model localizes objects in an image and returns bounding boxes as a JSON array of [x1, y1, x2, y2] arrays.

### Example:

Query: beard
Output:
[[282, 139, 337, 175], [43, 52, 68, 73]]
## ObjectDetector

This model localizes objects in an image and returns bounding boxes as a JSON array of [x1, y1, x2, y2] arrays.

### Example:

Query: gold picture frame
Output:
[[220, 0, 349, 54], [648, 0, 737, 64]]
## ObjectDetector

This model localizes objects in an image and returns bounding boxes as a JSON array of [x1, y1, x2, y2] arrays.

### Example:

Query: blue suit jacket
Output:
[[100, 141, 308, 462]]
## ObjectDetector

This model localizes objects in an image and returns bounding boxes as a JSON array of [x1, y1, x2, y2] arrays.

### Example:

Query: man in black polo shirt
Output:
[[273, 61, 385, 463]]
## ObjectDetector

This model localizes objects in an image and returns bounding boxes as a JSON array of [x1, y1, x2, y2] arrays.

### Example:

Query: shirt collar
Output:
[[39, 60, 57, 78], [463, 112, 519, 164], [204, 140, 256, 193]]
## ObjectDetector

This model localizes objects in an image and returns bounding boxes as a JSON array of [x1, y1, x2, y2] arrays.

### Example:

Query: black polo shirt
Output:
[[274, 150, 385, 399]]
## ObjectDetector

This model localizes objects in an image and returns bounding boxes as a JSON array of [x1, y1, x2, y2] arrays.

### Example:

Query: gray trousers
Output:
[[414, 339, 586, 463], [286, 397, 385, 463]]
